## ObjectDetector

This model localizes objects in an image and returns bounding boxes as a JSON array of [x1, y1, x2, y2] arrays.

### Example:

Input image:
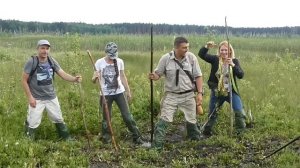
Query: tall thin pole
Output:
[[150, 25, 154, 142], [225, 16, 234, 136], [263, 135, 300, 159], [87, 50, 118, 151]]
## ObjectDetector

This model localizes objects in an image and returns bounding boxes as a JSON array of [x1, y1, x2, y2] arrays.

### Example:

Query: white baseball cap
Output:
[[37, 40, 50, 47]]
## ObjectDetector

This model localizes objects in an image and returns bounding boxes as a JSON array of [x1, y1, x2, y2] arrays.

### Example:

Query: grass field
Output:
[[0, 33, 299, 167]]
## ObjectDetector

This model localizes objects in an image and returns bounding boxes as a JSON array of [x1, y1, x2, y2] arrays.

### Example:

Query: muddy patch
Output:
[[89, 161, 110, 168]]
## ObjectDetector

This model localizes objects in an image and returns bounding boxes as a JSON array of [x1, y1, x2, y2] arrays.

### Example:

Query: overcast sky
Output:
[[0, 0, 298, 28]]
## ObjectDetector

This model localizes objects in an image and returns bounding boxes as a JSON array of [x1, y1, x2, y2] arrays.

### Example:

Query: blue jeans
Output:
[[99, 92, 141, 141], [209, 89, 243, 113], [204, 89, 246, 133]]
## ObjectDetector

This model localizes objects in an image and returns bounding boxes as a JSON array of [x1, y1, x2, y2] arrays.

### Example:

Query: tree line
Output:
[[0, 19, 299, 37]]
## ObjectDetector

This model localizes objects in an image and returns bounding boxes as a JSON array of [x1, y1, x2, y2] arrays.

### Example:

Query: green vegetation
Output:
[[0, 34, 299, 167]]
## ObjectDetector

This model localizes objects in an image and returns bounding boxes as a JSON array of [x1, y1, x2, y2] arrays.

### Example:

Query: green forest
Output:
[[1, 19, 300, 36]]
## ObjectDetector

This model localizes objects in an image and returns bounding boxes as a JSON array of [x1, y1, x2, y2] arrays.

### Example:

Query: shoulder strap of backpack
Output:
[[28, 56, 39, 83], [47, 55, 54, 68], [28, 55, 56, 82], [47, 55, 56, 79], [29, 56, 39, 77]]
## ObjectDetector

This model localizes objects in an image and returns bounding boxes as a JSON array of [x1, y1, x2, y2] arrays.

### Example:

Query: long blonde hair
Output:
[[217, 41, 235, 59]]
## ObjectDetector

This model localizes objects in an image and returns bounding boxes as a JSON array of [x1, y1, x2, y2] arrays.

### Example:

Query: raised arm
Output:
[[198, 41, 217, 63]]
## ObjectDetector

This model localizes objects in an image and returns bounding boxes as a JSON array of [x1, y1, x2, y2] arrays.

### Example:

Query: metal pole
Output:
[[150, 25, 154, 142], [200, 100, 221, 131]]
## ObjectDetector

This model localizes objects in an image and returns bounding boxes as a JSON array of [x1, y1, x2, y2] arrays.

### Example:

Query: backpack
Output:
[[28, 55, 56, 82]]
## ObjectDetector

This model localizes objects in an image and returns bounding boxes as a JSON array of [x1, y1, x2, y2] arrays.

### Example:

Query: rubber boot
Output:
[[152, 119, 169, 151], [55, 123, 71, 141], [25, 121, 36, 140], [101, 121, 112, 144], [235, 110, 246, 135], [202, 112, 218, 136], [186, 122, 201, 140]]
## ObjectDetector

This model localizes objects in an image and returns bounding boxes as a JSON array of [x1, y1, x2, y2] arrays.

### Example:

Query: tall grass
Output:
[[0, 34, 299, 167]]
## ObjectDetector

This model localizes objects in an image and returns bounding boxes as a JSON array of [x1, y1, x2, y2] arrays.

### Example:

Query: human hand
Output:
[[92, 71, 99, 79], [74, 75, 82, 83], [226, 58, 235, 67], [148, 73, 159, 81], [126, 92, 132, 103], [29, 96, 36, 108], [205, 41, 217, 49]]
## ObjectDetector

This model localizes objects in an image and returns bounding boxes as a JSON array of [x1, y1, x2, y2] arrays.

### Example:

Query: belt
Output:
[[171, 89, 193, 94]]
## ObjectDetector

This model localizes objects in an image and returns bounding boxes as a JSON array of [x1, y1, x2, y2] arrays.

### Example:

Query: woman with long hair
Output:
[[198, 41, 246, 136], [92, 42, 146, 145]]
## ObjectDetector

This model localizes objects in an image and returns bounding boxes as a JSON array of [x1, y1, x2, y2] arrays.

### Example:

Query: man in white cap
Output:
[[22, 39, 82, 140]]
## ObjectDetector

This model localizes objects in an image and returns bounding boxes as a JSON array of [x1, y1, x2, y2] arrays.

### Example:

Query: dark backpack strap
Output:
[[47, 55, 54, 69], [47, 55, 56, 80], [28, 56, 39, 82]]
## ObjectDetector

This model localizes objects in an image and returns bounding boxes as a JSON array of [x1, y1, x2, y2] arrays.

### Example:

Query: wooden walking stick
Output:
[[87, 50, 118, 151], [150, 25, 154, 142], [225, 16, 234, 136]]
